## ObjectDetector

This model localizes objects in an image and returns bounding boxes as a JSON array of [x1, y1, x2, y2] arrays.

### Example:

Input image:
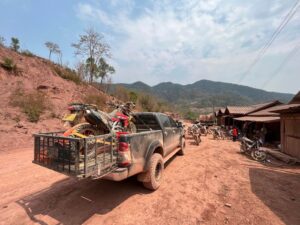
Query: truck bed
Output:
[[33, 132, 118, 179]]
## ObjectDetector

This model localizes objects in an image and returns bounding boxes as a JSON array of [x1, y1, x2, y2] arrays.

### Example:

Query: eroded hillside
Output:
[[0, 46, 113, 151]]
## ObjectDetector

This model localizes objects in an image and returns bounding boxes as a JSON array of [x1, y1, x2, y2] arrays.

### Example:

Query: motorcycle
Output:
[[212, 127, 224, 140], [190, 124, 201, 145], [63, 102, 136, 138], [240, 136, 267, 162]]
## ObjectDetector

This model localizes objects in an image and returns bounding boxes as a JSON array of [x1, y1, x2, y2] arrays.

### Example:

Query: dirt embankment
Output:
[[0, 136, 299, 225], [0, 46, 113, 151]]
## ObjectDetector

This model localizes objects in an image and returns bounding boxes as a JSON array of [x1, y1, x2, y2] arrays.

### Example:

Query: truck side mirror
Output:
[[177, 122, 183, 128]]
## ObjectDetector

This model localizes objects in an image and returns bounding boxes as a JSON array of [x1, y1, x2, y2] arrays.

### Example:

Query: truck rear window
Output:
[[134, 115, 161, 131]]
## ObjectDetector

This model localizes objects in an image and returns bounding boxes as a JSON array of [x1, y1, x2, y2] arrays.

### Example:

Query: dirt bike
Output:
[[190, 125, 201, 145], [199, 125, 208, 136], [63, 102, 136, 139], [240, 136, 267, 162], [62, 103, 98, 127], [212, 128, 224, 140]]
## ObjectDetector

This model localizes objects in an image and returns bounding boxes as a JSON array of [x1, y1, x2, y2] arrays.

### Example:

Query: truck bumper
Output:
[[102, 167, 128, 181]]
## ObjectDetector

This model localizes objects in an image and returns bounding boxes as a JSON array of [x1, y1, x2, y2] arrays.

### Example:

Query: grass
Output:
[[10, 86, 49, 122]]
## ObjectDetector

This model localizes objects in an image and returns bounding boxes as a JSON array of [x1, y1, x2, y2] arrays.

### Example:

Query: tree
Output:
[[0, 36, 5, 47], [45, 41, 60, 60], [72, 28, 111, 83], [10, 37, 20, 52], [129, 91, 138, 103], [57, 50, 63, 66], [75, 61, 86, 80], [96, 57, 115, 84], [85, 57, 98, 82]]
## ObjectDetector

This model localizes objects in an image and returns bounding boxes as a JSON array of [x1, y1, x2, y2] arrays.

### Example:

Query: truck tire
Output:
[[177, 138, 186, 155], [143, 153, 164, 190]]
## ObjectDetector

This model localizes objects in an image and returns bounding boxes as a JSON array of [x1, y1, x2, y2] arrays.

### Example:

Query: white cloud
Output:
[[76, 0, 300, 93]]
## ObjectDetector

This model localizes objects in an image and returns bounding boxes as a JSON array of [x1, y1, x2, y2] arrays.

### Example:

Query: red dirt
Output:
[[0, 46, 113, 151], [0, 136, 299, 225]]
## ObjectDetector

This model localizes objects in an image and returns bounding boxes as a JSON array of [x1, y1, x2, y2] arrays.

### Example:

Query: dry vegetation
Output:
[[83, 93, 107, 108], [0, 57, 18, 74], [50, 63, 82, 84], [10, 82, 50, 122]]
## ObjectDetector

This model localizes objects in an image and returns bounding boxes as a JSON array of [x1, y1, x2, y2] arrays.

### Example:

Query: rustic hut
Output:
[[224, 101, 282, 128], [234, 104, 282, 143], [199, 113, 215, 125], [271, 92, 300, 159], [215, 108, 225, 126]]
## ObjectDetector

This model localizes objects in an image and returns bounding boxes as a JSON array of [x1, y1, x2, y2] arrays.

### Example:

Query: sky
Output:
[[0, 0, 299, 94]]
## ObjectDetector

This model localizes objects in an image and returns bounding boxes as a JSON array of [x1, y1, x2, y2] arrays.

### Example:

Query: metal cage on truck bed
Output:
[[33, 132, 118, 179]]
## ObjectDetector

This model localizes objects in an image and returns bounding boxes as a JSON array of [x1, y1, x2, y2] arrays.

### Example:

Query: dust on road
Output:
[[0, 136, 299, 225]]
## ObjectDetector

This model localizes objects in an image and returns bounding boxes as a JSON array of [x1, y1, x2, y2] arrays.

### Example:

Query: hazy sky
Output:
[[0, 0, 299, 94]]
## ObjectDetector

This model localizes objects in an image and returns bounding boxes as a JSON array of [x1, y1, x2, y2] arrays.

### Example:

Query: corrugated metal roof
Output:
[[289, 91, 300, 104], [234, 116, 280, 123], [246, 101, 282, 114], [226, 106, 256, 115], [249, 105, 281, 116], [270, 103, 300, 113], [226, 101, 282, 116]]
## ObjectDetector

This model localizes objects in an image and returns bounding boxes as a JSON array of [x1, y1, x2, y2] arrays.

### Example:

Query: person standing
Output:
[[232, 126, 238, 142]]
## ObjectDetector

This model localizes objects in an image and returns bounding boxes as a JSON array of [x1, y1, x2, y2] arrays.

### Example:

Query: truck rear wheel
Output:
[[143, 153, 164, 190]]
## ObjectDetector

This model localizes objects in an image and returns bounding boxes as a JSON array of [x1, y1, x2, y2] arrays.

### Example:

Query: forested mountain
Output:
[[119, 80, 294, 109]]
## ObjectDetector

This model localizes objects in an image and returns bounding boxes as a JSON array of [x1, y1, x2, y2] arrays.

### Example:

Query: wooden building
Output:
[[223, 101, 282, 128], [234, 105, 282, 143], [271, 92, 300, 160], [215, 108, 225, 126]]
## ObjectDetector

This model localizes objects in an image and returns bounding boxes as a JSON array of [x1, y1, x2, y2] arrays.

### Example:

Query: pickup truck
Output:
[[33, 112, 185, 190]]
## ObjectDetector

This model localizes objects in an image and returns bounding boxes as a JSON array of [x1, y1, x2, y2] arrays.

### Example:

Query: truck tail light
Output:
[[67, 106, 75, 111], [118, 141, 132, 167]]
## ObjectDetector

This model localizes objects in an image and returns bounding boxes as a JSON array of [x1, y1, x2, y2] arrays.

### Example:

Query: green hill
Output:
[[119, 80, 294, 111]]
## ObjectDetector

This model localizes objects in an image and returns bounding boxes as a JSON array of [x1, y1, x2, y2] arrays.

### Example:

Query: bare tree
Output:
[[74, 61, 86, 80], [57, 50, 63, 66], [71, 28, 111, 83], [45, 41, 60, 60], [0, 36, 5, 47]]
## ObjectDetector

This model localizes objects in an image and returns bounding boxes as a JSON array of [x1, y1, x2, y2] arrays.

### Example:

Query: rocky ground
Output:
[[0, 135, 299, 225]]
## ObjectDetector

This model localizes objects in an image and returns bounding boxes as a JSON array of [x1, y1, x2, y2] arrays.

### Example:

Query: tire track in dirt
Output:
[[0, 137, 299, 225]]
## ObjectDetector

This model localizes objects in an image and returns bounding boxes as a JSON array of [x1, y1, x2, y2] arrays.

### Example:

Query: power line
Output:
[[238, 0, 300, 83], [261, 44, 300, 89]]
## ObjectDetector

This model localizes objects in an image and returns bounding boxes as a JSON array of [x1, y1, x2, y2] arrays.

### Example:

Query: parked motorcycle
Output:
[[212, 127, 225, 140], [240, 136, 267, 161], [63, 102, 136, 138]]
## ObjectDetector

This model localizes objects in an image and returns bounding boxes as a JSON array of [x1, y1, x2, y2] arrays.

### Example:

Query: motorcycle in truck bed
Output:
[[33, 132, 118, 179], [33, 112, 185, 190]]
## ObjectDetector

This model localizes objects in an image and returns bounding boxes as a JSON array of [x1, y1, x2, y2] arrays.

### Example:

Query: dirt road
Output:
[[0, 136, 299, 225]]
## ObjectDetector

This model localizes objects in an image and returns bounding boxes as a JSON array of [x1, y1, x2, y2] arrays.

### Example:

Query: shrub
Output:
[[21, 50, 35, 57], [10, 87, 48, 122], [52, 65, 82, 84], [83, 93, 107, 109], [1, 57, 18, 73]]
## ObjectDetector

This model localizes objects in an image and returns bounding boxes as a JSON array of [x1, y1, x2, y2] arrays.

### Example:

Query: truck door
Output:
[[158, 114, 174, 156], [169, 117, 181, 147]]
